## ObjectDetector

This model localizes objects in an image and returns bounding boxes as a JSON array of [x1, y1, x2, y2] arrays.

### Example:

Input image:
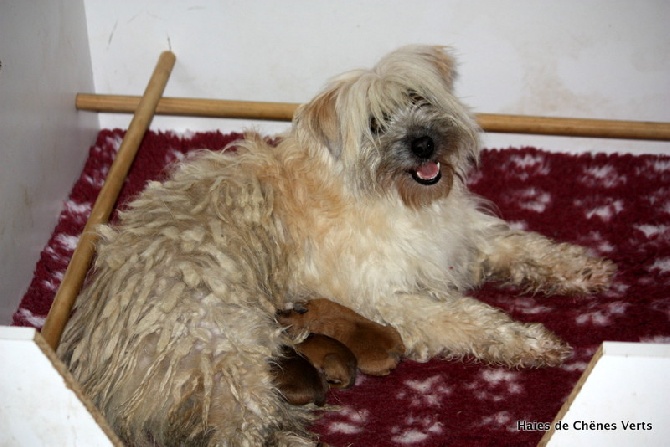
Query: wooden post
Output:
[[41, 51, 177, 350]]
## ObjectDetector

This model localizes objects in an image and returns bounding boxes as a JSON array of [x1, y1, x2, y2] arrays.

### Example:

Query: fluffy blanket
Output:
[[13, 129, 670, 446]]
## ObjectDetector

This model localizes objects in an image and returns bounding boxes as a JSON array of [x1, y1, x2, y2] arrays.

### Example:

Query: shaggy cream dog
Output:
[[58, 45, 615, 446]]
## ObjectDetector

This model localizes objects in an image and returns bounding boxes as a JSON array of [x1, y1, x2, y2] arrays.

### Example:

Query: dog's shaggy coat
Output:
[[58, 46, 614, 446]]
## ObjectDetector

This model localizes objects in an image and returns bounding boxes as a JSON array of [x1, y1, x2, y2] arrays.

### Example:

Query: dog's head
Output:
[[293, 45, 480, 208]]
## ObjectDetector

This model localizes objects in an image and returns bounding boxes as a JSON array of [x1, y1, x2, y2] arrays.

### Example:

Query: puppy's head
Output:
[[293, 45, 480, 208]]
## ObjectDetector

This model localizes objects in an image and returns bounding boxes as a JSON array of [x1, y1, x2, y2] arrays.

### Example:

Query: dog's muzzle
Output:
[[410, 136, 442, 185]]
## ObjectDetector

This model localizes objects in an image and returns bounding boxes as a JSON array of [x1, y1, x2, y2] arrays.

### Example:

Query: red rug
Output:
[[13, 129, 670, 446]]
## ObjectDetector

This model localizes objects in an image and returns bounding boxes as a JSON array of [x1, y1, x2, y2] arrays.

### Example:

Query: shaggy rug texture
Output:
[[13, 129, 670, 446]]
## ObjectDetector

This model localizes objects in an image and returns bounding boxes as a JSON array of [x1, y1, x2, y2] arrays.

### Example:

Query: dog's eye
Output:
[[370, 116, 383, 135], [370, 113, 390, 135], [408, 90, 428, 106]]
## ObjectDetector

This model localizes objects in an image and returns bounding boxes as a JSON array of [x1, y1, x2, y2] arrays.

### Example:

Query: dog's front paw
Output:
[[494, 233, 617, 296], [531, 246, 617, 296], [580, 257, 617, 293], [553, 252, 617, 296], [516, 326, 573, 368], [482, 322, 572, 368]]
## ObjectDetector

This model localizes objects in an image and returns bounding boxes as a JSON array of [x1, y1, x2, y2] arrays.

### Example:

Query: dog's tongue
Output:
[[416, 161, 440, 181]]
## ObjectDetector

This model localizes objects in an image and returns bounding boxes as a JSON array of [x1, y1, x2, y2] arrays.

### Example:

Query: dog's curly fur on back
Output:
[[58, 46, 614, 446]]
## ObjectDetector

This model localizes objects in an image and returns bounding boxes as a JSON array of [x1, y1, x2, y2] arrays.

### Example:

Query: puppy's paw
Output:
[[276, 301, 311, 336]]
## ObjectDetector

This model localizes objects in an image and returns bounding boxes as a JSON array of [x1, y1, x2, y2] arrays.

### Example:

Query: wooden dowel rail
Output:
[[76, 94, 296, 122], [41, 51, 177, 351], [76, 93, 670, 141], [476, 113, 670, 142]]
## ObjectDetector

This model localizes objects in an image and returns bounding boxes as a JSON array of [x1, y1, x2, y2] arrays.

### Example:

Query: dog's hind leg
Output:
[[82, 300, 318, 447], [187, 309, 319, 446], [377, 292, 572, 368], [204, 351, 320, 447], [480, 230, 616, 295]]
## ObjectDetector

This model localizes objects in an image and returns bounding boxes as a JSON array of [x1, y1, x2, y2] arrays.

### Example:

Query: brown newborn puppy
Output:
[[295, 334, 357, 389], [278, 298, 406, 375], [271, 334, 357, 406], [270, 346, 328, 406]]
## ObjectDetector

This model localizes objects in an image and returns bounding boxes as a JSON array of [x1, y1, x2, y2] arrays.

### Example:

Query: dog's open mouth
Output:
[[410, 161, 442, 185]]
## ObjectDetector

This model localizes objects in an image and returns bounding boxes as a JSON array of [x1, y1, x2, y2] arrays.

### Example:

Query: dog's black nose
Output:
[[411, 136, 435, 159]]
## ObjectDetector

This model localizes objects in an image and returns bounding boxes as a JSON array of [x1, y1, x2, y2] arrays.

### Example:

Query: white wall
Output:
[[84, 0, 670, 154], [0, 0, 98, 324]]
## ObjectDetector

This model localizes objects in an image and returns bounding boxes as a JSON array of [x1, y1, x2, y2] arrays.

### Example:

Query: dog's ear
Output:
[[383, 45, 458, 93], [419, 46, 458, 92], [294, 88, 343, 158]]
